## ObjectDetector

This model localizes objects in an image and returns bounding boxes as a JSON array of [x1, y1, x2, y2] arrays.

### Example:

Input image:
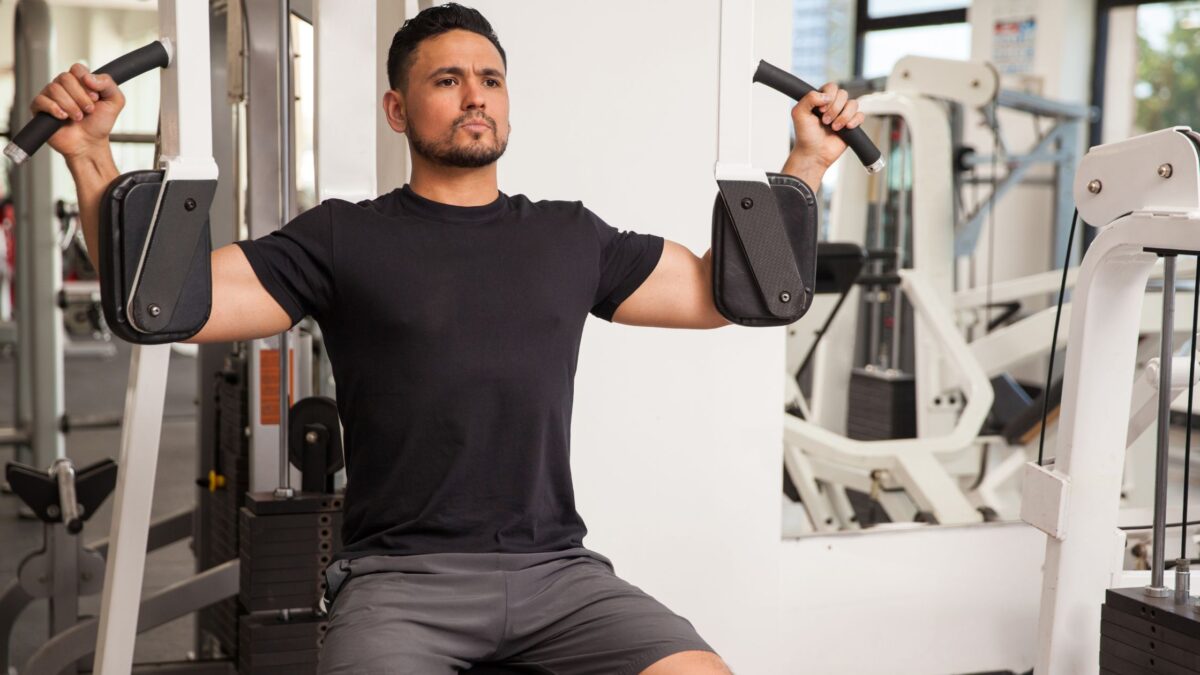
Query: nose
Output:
[[461, 78, 486, 111]]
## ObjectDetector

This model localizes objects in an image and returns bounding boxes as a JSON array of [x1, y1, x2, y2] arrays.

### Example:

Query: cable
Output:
[[1184, 256, 1200, 559], [1037, 209, 1080, 467]]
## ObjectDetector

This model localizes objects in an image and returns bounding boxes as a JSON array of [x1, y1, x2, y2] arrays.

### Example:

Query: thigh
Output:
[[502, 558, 716, 675], [318, 570, 505, 675]]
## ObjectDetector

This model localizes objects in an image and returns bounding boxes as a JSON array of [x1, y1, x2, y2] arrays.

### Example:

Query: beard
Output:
[[408, 113, 508, 168]]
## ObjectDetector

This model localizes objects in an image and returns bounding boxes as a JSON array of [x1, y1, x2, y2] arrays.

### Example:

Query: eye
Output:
[[436, 78, 456, 87], [484, 78, 501, 87]]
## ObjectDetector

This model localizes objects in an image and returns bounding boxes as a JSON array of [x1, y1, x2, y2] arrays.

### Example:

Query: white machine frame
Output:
[[1024, 126, 1200, 673]]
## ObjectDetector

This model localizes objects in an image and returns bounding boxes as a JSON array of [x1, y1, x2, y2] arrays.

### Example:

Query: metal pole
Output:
[[12, 0, 64, 471], [274, 0, 293, 499], [1149, 255, 1177, 596]]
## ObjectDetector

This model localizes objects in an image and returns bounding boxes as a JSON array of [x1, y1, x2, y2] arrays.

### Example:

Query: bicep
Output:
[[611, 240, 729, 329], [185, 244, 293, 343]]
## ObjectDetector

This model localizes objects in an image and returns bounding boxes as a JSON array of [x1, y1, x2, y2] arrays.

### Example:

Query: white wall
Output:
[[471, 1, 792, 672]]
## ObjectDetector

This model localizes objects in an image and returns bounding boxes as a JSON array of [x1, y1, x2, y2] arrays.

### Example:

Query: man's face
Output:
[[387, 29, 511, 168]]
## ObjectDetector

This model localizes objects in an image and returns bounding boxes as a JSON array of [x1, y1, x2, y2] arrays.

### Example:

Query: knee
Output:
[[640, 650, 732, 675]]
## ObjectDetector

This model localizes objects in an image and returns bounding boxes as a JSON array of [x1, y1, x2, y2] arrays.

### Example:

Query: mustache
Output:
[[454, 113, 496, 131]]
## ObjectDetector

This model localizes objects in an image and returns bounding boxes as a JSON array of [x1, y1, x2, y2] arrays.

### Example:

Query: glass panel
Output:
[[792, 0, 855, 86], [867, 0, 968, 19], [860, 22, 971, 79]]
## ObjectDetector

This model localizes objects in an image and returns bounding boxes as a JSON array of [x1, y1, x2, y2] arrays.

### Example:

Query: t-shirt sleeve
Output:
[[234, 201, 335, 325], [586, 207, 665, 321]]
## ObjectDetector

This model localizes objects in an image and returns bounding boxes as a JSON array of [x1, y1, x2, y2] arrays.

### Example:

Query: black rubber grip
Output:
[[752, 59, 883, 171], [7, 40, 170, 161]]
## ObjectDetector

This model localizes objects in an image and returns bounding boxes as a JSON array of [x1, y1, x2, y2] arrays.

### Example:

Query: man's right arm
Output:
[[42, 63, 292, 344]]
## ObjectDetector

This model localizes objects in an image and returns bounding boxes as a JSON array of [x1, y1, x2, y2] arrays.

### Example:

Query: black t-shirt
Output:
[[236, 185, 664, 559]]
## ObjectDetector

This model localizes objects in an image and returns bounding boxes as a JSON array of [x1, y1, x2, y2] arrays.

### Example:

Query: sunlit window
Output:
[[860, 23, 972, 79], [1133, 2, 1200, 133]]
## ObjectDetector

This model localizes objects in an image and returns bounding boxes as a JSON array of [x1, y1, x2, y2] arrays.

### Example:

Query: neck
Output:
[[408, 155, 499, 206]]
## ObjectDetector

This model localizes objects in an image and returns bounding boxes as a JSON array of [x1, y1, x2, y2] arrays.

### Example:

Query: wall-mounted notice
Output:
[[993, 17, 1036, 75]]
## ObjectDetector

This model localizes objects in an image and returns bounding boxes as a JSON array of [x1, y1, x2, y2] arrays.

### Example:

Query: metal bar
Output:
[[715, 0, 753, 167], [956, 124, 1069, 257], [92, 345, 172, 674], [27, 561, 239, 675], [1149, 255, 1177, 596], [109, 133, 157, 144], [275, 0, 293, 499], [14, 0, 65, 471], [995, 89, 1095, 120], [890, 122, 910, 370], [0, 578, 35, 672], [0, 427, 31, 445], [89, 506, 194, 557]]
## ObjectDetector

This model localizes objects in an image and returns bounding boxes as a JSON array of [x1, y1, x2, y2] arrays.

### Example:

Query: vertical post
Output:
[[715, 0, 753, 168], [275, 0, 294, 499], [12, 0, 63, 470], [1148, 254, 1176, 596]]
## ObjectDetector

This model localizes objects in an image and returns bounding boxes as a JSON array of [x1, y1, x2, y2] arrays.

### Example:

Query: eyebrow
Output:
[[428, 66, 505, 80]]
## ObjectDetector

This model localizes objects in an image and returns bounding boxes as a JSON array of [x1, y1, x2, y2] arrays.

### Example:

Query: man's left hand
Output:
[[782, 83, 865, 187]]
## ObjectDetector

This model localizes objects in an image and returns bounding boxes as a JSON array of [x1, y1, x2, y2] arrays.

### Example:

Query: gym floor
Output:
[[0, 340, 201, 667]]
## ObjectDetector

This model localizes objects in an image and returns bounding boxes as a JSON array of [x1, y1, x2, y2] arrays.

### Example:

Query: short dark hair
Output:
[[387, 3, 507, 92]]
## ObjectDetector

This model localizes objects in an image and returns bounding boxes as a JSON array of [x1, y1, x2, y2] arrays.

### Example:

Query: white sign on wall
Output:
[[993, 17, 1037, 75]]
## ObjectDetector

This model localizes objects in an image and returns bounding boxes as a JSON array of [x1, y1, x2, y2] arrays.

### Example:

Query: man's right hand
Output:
[[31, 63, 123, 159]]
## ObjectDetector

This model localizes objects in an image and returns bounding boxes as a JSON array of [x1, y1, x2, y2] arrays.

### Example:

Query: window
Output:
[[860, 23, 972, 79], [853, 0, 969, 78], [1096, 1, 1200, 145], [867, 0, 968, 19]]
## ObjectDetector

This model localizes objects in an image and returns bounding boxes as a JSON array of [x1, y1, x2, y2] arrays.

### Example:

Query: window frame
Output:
[[853, 0, 968, 77]]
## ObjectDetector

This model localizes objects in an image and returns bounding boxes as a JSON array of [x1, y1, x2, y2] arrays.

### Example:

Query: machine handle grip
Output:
[[752, 59, 885, 173], [4, 40, 172, 166]]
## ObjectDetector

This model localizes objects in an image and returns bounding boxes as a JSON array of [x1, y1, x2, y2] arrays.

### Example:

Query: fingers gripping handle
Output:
[[752, 59, 885, 174], [3, 39, 173, 166]]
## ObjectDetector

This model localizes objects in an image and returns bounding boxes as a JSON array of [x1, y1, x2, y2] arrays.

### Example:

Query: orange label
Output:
[[259, 349, 295, 425]]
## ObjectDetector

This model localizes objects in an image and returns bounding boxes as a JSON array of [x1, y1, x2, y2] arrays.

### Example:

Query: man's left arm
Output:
[[611, 82, 865, 329]]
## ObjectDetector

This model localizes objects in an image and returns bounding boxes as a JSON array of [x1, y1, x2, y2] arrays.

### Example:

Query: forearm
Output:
[[65, 144, 119, 273], [780, 155, 826, 191]]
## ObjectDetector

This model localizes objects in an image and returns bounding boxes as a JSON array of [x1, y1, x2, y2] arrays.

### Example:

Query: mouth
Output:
[[458, 119, 493, 133]]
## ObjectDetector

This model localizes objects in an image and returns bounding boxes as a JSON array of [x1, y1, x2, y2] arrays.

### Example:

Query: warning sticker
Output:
[[259, 349, 294, 425]]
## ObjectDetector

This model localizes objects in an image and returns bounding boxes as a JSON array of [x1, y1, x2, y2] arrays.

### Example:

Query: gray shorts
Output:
[[316, 548, 714, 675]]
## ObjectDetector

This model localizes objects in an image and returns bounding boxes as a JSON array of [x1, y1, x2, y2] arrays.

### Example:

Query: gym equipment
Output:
[[711, 172, 818, 326], [288, 397, 344, 494], [1022, 126, 1200, 672], [5, 36, 213, 346], [98, 168, 214, 344], [709, 57, 891, 327], [753, 60, 884, 173], [3, 41, 170, 165], [709, 59, 885, 328]]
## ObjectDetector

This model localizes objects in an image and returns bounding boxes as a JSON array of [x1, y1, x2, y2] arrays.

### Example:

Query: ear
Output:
[[383, 89, 407, 134]]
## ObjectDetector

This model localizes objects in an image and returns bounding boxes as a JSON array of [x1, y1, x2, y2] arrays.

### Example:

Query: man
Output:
[[35, 4, 862, 673]]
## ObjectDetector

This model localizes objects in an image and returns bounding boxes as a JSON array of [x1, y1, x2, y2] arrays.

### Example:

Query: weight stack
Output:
[[238, 612, 328, 675], [846, 367, 917, 441], [239, 492, 344, 613], [1100, 586, 1200, 673], [199, 353, 251, 657]]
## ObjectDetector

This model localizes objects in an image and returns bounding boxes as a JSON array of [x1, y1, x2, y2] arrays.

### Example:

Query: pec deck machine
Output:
[[1024, 126, 1200, 673]]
